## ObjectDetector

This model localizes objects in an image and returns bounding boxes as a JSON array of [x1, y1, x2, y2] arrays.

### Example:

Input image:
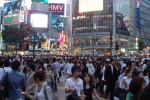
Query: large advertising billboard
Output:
[[30, 32, 47, 42], [3, 0, 23, 16], [49, 3, 65, 15], [79, 0, 103, 13], [115, 0, 130, 36], [51, 15, 66, 32]]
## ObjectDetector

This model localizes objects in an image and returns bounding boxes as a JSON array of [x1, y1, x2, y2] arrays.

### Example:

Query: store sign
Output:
[[3, 15, 20, 25], [20, 7, 24, 22], [49, 3, 64, 15]]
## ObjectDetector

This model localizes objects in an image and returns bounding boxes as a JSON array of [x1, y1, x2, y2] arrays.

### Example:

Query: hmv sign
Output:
[[49, 3, 65, 15]]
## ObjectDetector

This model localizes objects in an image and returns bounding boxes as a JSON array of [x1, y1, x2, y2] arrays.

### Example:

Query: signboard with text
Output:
[[3, 15, 20, 25], [49, 3, 65, 15]]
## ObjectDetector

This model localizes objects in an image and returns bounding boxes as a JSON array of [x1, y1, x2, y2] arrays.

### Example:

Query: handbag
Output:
[[4, 72, 9, 98], [66, 91, 81, 100], [118, 92, 127, 100], [114, 87, 123, 98]]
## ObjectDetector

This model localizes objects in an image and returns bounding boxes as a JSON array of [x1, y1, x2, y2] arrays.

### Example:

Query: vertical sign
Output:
[[136, 0, 141, 28]]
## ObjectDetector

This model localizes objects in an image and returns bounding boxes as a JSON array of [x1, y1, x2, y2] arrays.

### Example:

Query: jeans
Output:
[[100, 80, 106, 94], [47, 82, 53, 90], [53, 75, 57, 91]]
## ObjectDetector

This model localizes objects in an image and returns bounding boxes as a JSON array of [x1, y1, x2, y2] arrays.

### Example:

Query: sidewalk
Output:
[[53, 74, 108, 100]]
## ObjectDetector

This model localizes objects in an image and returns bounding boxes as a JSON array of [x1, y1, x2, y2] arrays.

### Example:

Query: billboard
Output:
[[136, 0, 141, 28], [3, 0, 23, 16], [3, 15, 20, 25], [49, 3, 65, 15], [30, 32, 47, 42], [32, 0, 48, 2], [51, 15, 66, 32], [115, 0, 130, 36], [116, 13, 123, 29], [79, 0, 103, 13]]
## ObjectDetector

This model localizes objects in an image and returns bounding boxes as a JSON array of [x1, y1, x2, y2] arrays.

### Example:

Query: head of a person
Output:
[[47, 65, 51, 70], [52, 58, 56, 63], [39, 61, 44, 68], [33, 72, 44, 83], [89, 59, 92, 64], [136, 71, 144, 78], [144, 59, 148, 64], [69, 59, 72, 63], [71, 66, 81, 78], [0, 60, 4, 68], [147, 69, 150, 79], [136, 61, 141, 67], [126, 69, 132, 78], [104, 60, 109, 66], [122, 67, 127, 73], [23, 60, 27, 65], [4, 59, 10, 67], [83, 73, 93, 84], [129, 77, 146, 99], [139, 85, 150, 100], [11, 61, 21, 70], [26, 63, 35, 72], [110, 59, 116, 66]]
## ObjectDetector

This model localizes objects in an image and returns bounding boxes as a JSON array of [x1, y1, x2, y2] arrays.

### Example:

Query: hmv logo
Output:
[[49, 3, 65, 15]]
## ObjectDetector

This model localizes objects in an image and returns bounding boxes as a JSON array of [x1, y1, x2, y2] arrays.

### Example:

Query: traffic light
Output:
[[115, 43, 119, 50], [26, 44, 29, 50], [38, 43, 41, 48], [121, 27, 127, 31]]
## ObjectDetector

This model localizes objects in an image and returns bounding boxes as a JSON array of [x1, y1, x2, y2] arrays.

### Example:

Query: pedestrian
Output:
[[22, 72, 53, 100], [83, 73, 101, 100], [0, 61, 26, 100]]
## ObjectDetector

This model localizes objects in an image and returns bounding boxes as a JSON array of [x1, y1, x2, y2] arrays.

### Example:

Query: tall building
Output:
[[139, 0, 150, 46], [68, 0, 137, 56]]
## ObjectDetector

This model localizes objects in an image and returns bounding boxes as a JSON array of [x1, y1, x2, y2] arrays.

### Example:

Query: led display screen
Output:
[[79, 0, 103, 13]]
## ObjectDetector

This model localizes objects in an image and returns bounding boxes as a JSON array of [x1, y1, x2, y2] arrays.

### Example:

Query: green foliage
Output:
[[138, 40, 145, 52], [2, 26, 29, 45]]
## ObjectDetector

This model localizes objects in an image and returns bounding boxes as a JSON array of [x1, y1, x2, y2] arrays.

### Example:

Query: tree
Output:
[[138, 40, 145, 52], [2, 26, 29, 54]]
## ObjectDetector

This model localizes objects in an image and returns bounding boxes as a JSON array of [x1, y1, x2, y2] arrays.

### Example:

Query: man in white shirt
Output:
[[86, 59, 94, 76], [66, 59, 74, 78]]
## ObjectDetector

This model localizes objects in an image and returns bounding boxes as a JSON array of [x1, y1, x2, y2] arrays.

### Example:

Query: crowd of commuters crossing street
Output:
[[0, 56, 149, 100]]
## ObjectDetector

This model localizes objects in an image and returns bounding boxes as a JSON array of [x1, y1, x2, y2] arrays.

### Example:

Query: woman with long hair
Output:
[[83, 73, 100, 100], [126, 77, 146, 100]]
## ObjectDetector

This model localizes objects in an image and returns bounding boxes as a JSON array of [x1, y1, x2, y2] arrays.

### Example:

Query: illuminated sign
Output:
[[49, 3, 65, 15], [79, 0, 103, 13], [32, 0, 48, 2], [3, 15, 20, 25]]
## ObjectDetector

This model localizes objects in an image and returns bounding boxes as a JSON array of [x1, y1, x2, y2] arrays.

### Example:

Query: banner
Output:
[[3, 0, 22, 16], [115, 0, 130, 36]]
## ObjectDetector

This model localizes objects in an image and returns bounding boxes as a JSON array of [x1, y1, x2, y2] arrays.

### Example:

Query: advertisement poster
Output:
[[49, 3, 65, 15], [52, 15, 66, 32], [3, 0, 22, 16], [116, 13, 123, 29], [30, 32, 47, 42], [115, 0, 130, 36]]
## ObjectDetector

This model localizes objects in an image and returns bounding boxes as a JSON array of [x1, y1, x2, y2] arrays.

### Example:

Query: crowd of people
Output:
[[0, 56, 149, 100]]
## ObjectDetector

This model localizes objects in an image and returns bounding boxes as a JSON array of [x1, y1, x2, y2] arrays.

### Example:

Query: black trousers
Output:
[[53, 75, 57, 91], [105, 83, 115, 100]]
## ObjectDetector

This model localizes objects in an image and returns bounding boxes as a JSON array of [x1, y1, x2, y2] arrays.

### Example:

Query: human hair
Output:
[[11, 61, 21, 70], [0, 60, 3, 68], [69, 59, 72, 63], [125, 69, 132, 76], [27, 62, 35, 71], [4, 59, 10, 67], [52, 58, 56, 63], [139, 85, 150, 100], [136, 71, 143, 77], [129, 77, 145, 100], [83, 73, 94, 91], [33, 72, 44, 81], [147, 69, 150, 79], [47, 65, 51, 68], [39, 61, 44, 68], [71, 66, 81, 74]]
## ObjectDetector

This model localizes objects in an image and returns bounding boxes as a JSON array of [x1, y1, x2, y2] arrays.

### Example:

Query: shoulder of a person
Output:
[[78, 78, 83, 83]]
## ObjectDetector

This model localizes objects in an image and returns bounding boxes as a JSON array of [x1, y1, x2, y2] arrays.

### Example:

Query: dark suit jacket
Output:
[[81, 67, 88, 77], [104, 65, 118, 84]]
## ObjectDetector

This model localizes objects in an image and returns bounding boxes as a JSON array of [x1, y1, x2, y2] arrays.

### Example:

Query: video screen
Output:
[[30, 32, 47, 42], [30, 14, 48, 28], [52, 15, 66, 32]]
